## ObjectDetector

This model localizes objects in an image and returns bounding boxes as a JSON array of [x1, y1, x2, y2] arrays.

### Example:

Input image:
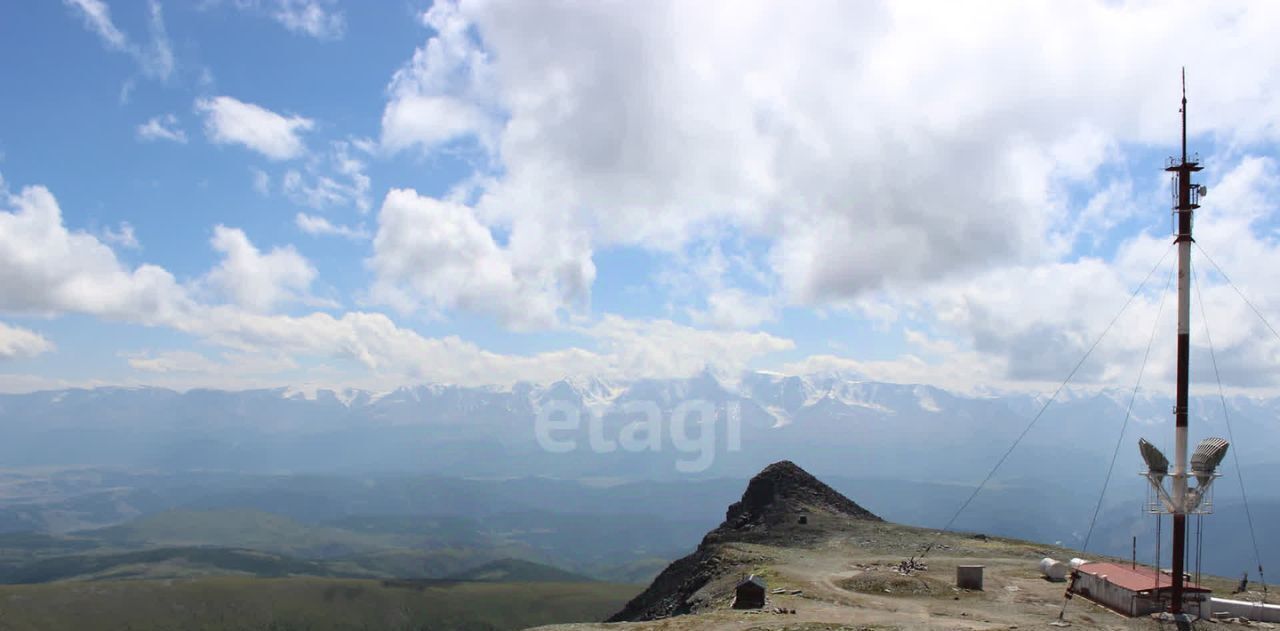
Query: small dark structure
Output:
[[733, 574, 767, 609], [956, 565, 984, 590], [797, 515, 808, 525]]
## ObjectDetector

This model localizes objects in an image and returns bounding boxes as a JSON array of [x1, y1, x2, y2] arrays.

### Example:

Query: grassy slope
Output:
[[0, 547, 348, 584], [0, 576, 640, 631], [63, 509, 538, 580], [84, 509, 399, 558], [445, 558, 593, 583]]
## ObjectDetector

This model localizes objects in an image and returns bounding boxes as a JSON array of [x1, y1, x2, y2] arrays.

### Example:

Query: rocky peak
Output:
[[608, 460, 881, 622], [720, 460, 880, 531]]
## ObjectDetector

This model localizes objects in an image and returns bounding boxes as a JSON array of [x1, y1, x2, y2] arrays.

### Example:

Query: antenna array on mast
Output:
[[1139, 69, 1229, 621]]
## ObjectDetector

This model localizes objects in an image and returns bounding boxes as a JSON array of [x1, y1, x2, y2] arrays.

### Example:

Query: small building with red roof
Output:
[[1069, 561, 1211, 617]]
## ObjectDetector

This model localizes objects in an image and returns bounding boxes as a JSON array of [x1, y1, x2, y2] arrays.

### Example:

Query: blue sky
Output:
[[2, 0, 1280, 394]]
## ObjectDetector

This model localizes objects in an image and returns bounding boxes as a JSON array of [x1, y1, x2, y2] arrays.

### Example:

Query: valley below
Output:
[[0, 377, 1274, 629]]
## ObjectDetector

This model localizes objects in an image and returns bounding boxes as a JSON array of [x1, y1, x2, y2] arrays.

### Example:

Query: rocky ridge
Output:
[[606, 460, 880, 622]]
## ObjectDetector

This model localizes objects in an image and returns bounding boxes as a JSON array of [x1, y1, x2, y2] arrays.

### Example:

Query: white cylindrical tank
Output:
[[1039, 557, 1068, 581], [1069, 558, 1089, 570]]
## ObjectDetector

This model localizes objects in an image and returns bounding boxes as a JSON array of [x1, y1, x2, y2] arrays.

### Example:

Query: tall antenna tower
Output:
[[1138, 69, 1229, 620]]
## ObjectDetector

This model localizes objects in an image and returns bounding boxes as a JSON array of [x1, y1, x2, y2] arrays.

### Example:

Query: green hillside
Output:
[[0, 546, 350, 584], [0, 506, 690, 586], [84, 509, 397, 558], [71, 509, 549, 579], [0, 509, 560, 585], [332, 546, 522, 579], [0, 576, 639, 631], [446, 558, 592, 583], [0, 531, 101, 564]]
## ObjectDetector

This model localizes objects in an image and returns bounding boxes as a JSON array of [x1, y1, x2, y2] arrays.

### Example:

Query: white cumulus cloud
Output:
[[0, 322, 54, 360], [791, 153, 1280, 394], [380, 2, 497, 154], [0, 185, 188, 322], [377, 0, 1280, 334], [204, 225, 319, 313], [690, 289, 778, 330], [136, 114, 187, 143], [0, 176, 793, 389], [295, 213, 368, 240], [195, 96, 314, 160], [368, 188, 593, 329]]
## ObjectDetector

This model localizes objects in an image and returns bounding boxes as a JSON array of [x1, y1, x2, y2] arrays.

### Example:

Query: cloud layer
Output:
[[373, 2, 1280, 326], [26, 1, 1280, 395], [0, 179, 791, 389], [364, 0, 1280, 391]]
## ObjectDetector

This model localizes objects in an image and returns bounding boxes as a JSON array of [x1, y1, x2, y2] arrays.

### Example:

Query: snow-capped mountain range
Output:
[[1, 371, 1276, 482]]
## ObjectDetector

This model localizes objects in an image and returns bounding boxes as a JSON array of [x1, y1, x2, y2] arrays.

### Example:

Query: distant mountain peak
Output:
[[608, 460, 881, 622], [721, 460, 880, 532]]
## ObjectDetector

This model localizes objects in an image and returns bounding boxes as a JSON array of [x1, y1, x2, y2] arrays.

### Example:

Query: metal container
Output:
[[1039, 557, 1068, 581], [956, 565, 984, 590]]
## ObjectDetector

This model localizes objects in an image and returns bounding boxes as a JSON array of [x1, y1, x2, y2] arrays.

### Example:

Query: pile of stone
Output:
[[896, 558, 929, 575]]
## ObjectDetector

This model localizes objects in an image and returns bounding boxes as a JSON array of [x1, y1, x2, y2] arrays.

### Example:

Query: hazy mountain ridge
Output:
[[0, 469, 1272, 590], [2, 372, 1276, 480], [0, 373, 1275, 582], [8, 371, 1272, 429]]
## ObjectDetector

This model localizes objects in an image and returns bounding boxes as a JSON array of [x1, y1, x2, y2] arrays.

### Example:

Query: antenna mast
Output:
[[1079, 72, 1229, 624], [1138, 70, 1227, 624], [1165, 67, 1201, 618]]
